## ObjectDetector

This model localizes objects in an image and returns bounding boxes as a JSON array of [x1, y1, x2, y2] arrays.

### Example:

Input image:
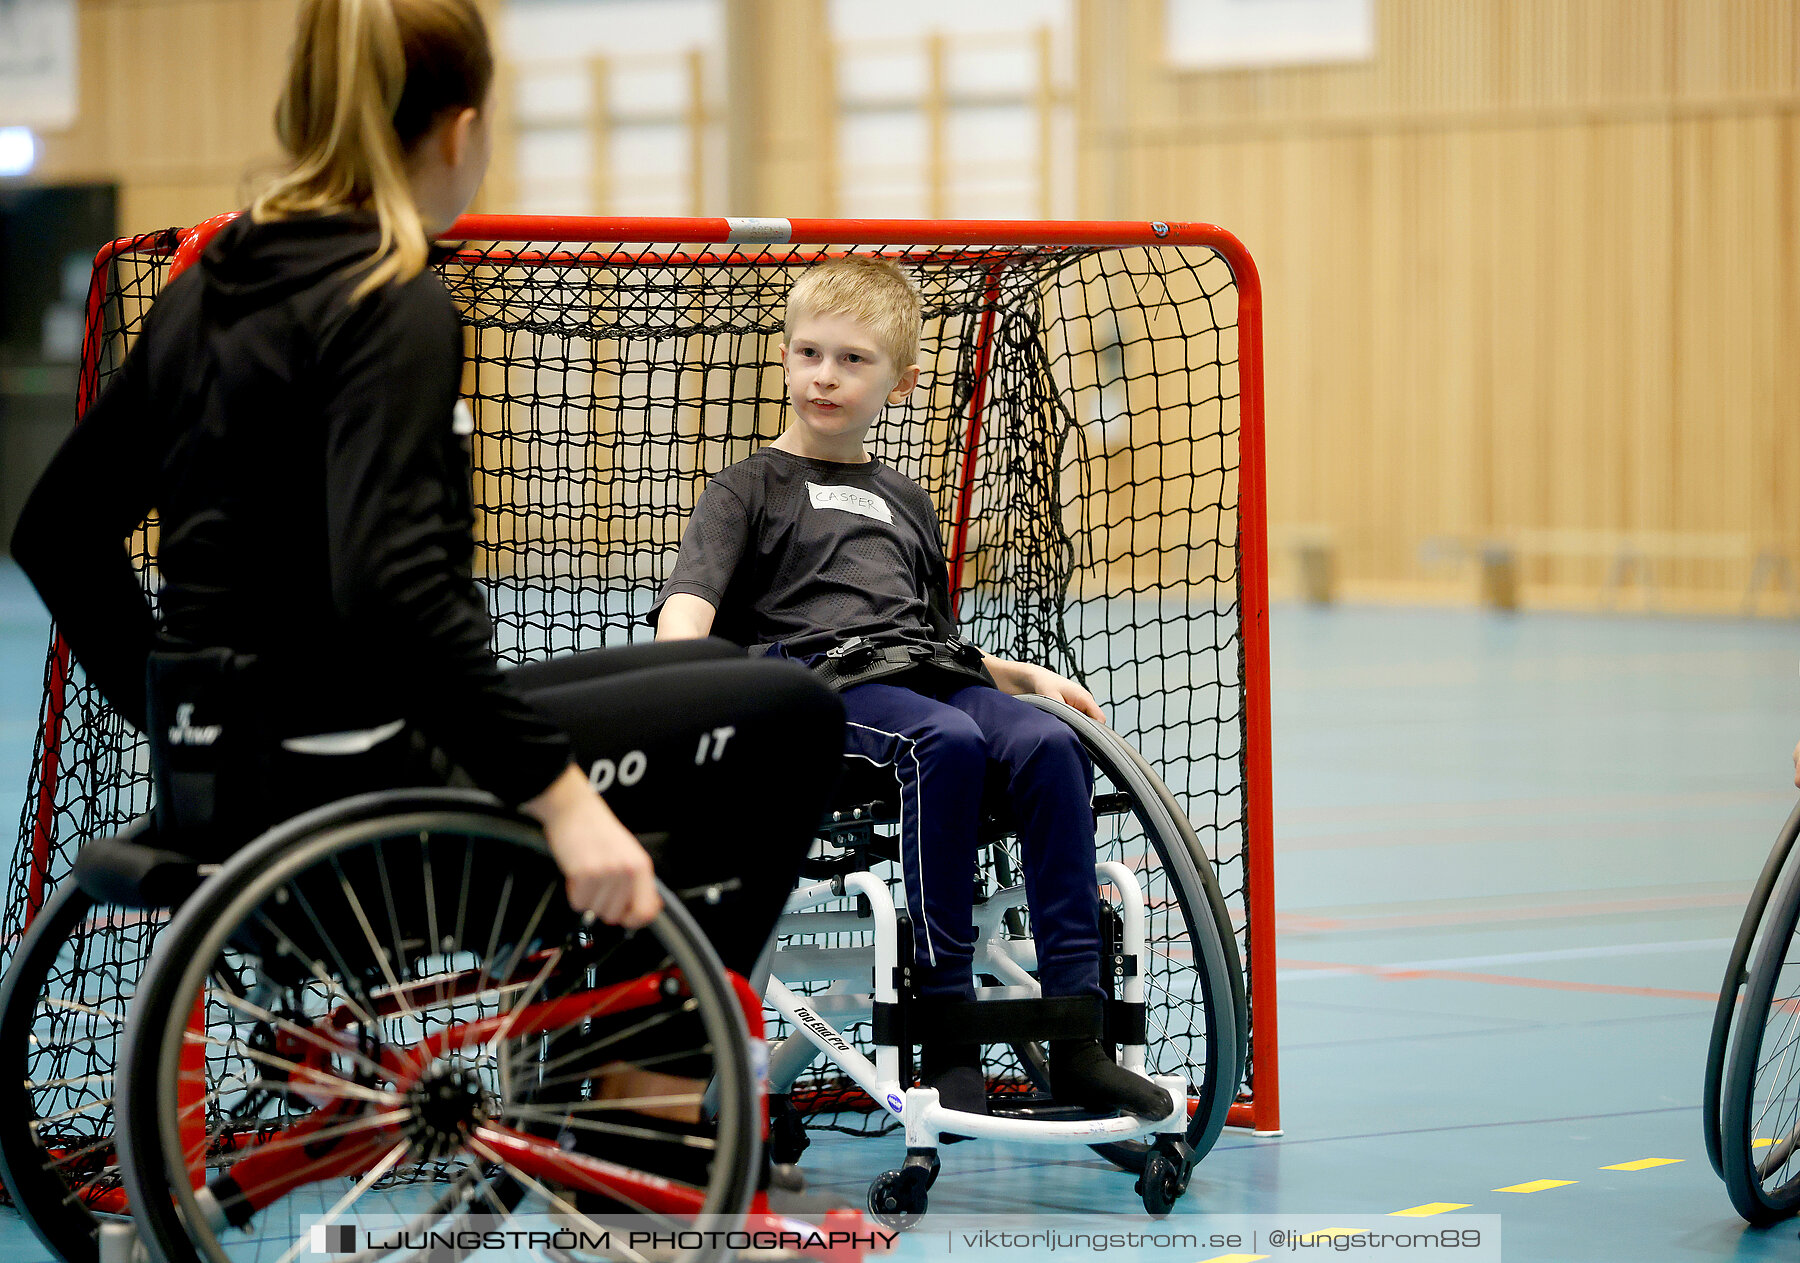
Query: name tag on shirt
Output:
[[807, 482, 894, 524]]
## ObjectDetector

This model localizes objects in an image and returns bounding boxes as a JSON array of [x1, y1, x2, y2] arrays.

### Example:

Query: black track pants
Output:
[[508, 639, 843, 976], [237, 638, 841, 978]]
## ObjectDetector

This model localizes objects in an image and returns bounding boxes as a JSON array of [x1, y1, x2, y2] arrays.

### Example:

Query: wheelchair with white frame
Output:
[[760, 695, 1246, 1226], [0, 786, 873, 1263]]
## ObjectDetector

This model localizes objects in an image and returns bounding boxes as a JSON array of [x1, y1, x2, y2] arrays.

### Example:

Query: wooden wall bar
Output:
[[31, 0, 509, 233], [1077, 0, 1800, 610], [25, 0, 1800, 611], [32, 0, 294, 232]]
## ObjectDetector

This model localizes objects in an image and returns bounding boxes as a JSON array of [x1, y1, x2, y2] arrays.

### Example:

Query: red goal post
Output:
[[15, 214, 1280, 1136]]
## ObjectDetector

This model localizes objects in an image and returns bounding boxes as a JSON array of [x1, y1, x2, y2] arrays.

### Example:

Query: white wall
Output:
[[504, 0, 723, 215], [833, 0, 1071, 219], [502, 0, 1073, 220]]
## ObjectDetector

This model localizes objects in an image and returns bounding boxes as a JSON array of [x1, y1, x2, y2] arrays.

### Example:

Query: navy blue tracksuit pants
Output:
[[840, 680, 1103, 1002]]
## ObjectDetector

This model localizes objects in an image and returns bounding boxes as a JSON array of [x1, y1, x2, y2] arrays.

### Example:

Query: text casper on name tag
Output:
[[807, 482, 894, 524]]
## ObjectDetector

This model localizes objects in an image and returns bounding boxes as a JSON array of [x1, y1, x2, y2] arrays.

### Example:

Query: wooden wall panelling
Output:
[[1543, 120, 1590, 595], [722, 0, 835, 217], [1440, 125, 1488, 572], [1261, 135, 1311, 585], [1675, 0, 1794, 101], [1484, 123, 1532, 574], [1622, 118, 1676, 554], [1035, 25, 1055, 220], [1367, 128, 1404, 583], [1772, 117, 1800, 566], [29, 0, 1800, 609], [1330, 133, 1377, 582], [1597, 119, 1648, 591], [684, 48, 706, 216], [586, 57, 612, 214], [1745, 112, 1785, 593], [1409, 127, 1454, 584], [1711, 115, 1770, 594], [1671, 114, 1717, 594], [1074, 0, 1800, 609], [33, 0, 293, 233], [1720, 116, 1769, 595], [476, 57, 517, 215]]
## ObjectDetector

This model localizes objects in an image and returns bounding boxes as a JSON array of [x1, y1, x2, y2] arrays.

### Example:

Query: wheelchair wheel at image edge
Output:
[[115, 792, 761, 1263], [1720, 812, 1800, 1225], [0, 880, 120, 1263], [1705, 799, 1800, 1179], [1015, 696, 1244, 1176]]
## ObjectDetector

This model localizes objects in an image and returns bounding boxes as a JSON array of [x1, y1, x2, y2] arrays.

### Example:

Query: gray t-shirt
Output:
[[652, 447, 958, 658]]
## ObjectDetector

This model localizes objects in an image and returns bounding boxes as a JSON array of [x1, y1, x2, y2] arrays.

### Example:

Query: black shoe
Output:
[[1049, 1038, 1174, 1118], [920, 1043, 988, 1143], [769, 1092, 811, 1164]]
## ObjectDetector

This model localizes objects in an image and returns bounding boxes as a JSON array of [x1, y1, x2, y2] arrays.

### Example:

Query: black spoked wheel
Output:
[[117, 790, 759, 1263], [1721, 813, 1800, 1225], [1706, 800, 1800, 1179], [1010, 697, 1244, 1174], [0, 876, 170, 1263]]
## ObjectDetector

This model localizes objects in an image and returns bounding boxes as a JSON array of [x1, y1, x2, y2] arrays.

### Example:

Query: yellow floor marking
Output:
[[1196, 1255, 1268, 1263], [1753, 1139, 1774, 1148], [1601, 1158, 1683, 1171], [1494, 1179, 1576, 1193], [1390, 1203, 1472, 1217]]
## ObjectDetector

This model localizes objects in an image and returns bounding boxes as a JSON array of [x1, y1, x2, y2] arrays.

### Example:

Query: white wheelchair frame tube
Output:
[[767, 862, 1184, 1146]]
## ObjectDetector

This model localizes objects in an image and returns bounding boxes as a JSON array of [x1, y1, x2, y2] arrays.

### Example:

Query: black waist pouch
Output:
[[145, 648, 264, 854], [801, 633, 996, 694]]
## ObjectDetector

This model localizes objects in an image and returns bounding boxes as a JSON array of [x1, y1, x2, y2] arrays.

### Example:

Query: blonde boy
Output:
[[654, 257, 1172, 1122]]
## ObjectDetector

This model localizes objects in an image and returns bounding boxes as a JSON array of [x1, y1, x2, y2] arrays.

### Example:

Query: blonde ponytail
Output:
[[253, 0, 492, 301]]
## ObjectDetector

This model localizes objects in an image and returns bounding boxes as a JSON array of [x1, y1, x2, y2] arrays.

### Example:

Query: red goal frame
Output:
[[31, 213, 1280, 1136]]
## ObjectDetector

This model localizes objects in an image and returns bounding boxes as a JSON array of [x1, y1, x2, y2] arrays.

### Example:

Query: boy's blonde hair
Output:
[[784, 256, 922, 370]]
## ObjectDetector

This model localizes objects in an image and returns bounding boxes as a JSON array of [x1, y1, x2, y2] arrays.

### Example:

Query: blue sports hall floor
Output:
[[2, 557, 1798, 1262]]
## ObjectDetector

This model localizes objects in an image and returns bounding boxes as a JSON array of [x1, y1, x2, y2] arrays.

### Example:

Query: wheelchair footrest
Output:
[[989, 1099, 1121, 1123], [99, 1219, 148, 1263], [875, 994, 1108, 1046]]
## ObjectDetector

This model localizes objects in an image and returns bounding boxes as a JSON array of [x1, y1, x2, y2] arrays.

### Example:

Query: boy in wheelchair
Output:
[[654, 256, 1174, 1126]]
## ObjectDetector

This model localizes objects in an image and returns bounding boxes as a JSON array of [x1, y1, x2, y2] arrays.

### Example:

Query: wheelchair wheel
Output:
[[116, 790, 760, 1263], [1013, 697, 1244, 1170], [0, 879, 161, 1263], [1720, 816, 1800, 1225], [1705, 799, 1800, 1179]]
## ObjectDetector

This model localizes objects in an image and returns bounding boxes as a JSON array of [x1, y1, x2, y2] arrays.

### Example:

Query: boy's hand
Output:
[[1792, 739, 1800, 789], [991, 657, 1106, 724]]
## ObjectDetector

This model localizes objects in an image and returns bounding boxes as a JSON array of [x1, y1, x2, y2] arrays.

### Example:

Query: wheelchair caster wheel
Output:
[[770, 1093, 810, 1165], [868, 1148, 938, 1229], [1137, 1151, 1183, 1217], [1155, 1134, 1196, 1196], [868, 1168, 930, 1229]]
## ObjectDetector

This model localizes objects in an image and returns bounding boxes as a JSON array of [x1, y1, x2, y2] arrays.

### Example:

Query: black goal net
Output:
[[6, 219, 1275, 1186]]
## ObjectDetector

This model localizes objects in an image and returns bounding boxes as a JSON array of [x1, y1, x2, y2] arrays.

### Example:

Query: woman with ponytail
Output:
[[11, 0, 842, 970]]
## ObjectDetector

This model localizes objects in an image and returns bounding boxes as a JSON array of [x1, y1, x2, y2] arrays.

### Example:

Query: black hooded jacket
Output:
[[10, 212, 572, 806]]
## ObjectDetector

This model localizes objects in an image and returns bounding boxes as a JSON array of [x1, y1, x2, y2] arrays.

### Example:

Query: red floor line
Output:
[[1276, 815, 1775, 853], [1278, 890, 1747, 934], [1277, 957, 1718, 1002], [1274, 787, 1791, 828]]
